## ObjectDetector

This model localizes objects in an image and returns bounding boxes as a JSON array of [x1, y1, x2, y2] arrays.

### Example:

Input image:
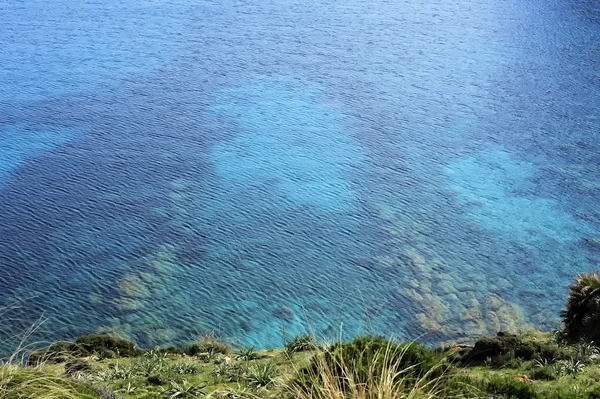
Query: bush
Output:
[[586, 385, 600, 399], [29, 334, 139, 364], [146, 374, 163, 385], [64, 359, 92, 376], [477, 375, 539, 399], [529, 366, 558, 381], [185, 332, 230, 356], [338, 336, 437, 375], [73, 334, 139, 358], [486, 350, 516, 368], [463, 335, 568, 364], [285, 334, 317, 354], [29, 343, 72, 365], [291, 336, 442, 396]]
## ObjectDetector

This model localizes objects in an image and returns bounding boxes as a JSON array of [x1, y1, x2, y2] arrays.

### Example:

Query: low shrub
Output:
[[529, 366, 558, 381], [587, 385, 600, 399], [158, 346, 183, 355], [290, 336, 446, 397], [29, 334, 139, 365], [146, 374, 163, 385], [234, 346, 257, 361], [73, 334, 139, 358], [0, 366, 99, 398], [171, 361, 201, 375], [131, 350, 170, 377], [211, 364, 247, 383], [64, 359, 92, 376], [244, 363, 278, 388], [28, 343, 72, 365], [477, 375, 539, 399], [330, 336, 438, 377], [485, 350, 516, 368], [185, 332, 230, 356], [463, 335, 568, 364], [285, 334, 317, 354]]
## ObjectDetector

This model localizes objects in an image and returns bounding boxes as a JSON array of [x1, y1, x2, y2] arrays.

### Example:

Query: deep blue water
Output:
[[1, 0, 599, 351]]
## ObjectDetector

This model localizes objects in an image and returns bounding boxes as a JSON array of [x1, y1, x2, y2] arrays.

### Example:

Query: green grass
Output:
[[4, 332, 600, 398], [463, 332, 600, 398], [0, 364, 99, 399], [20, 345, 314, 398]]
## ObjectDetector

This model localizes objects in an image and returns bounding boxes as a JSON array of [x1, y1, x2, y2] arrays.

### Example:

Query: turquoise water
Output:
[[0, 0, 599, 351]]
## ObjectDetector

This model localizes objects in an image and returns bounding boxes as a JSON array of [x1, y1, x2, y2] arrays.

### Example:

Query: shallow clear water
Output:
[[0, 0, 599, 350]]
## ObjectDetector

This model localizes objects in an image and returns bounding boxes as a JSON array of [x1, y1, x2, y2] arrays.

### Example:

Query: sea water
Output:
[[0, 0, 599, 351]]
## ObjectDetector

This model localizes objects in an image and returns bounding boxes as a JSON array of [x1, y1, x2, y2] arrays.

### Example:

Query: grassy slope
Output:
[[5, 332, 600, 398], [14, 348, 315, 398], [464, 332, 600, 397]]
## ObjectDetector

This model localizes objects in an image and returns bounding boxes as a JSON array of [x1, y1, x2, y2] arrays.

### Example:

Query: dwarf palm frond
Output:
[[560, 272, 600, 343]]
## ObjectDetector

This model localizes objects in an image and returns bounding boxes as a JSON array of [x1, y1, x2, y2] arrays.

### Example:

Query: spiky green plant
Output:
[[285, 334, 317, 354], [560, 272, 600, 344], [171, 361, 201, 375], [234, 346, 257, 361], [186, 332, 230, 357], [558, 358, 586, 376], [160, 380, 206, 398], [572, 342, 600, 363], [244, 363, 278, 388], [95, 361, 136, 381], [287, 337, 478, 399], [211, 364, 247, 383], [132, 349, 170, 376]]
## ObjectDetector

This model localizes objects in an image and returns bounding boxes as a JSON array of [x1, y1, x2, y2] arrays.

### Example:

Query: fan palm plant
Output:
[[560, 272, 600, 343]]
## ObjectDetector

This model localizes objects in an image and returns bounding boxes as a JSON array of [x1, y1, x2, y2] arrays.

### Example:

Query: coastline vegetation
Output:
[[2, 272, 600, 398]]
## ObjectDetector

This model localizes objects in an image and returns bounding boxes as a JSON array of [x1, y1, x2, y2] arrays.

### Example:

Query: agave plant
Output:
[[161, 380, 206, 398], [97, 362, 136, 380], [212, 364, 247, 383], [560, 272, 600, 344], [244, 363, 278, 388], [285, 335, 317, 354], [533, 357, 554, 368], [234, 346, 257, 361], [171, 361, 201, 375], [572, 342, 600, 363], [558, 358, 585, 376]]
